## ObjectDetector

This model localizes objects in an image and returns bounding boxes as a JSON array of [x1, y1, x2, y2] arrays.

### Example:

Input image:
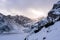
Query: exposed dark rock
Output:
[[43, 37, 46, 40], [32, 1, 60, 34]]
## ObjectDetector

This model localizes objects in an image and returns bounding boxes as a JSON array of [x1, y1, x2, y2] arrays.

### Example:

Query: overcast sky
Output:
[[0, 0, 59, 19]]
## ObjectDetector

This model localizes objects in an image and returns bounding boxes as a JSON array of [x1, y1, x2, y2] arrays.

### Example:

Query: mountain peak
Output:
[[57, 1, 60, 4], [0, 13, 32, 33]]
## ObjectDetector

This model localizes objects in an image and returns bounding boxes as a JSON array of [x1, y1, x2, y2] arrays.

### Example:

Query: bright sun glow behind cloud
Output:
[[31, 9, 45, 17], [26, 8, 47, 19]]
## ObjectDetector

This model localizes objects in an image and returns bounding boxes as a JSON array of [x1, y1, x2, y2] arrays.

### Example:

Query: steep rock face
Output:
[[34, 1, 60, 32], [14, 15, 32, 25], [6, 15, 32, 26], [52, 1, 60, 9]]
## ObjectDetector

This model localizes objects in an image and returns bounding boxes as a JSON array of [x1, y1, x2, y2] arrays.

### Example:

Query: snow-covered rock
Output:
[[24, 1, 60, 40], [0, 13, 32, 33]]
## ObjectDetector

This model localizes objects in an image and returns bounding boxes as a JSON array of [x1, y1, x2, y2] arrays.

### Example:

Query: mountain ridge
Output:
[[0, 13, 33, 33]]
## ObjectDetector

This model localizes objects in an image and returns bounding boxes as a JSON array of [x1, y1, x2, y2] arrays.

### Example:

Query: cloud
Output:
[[0, 0, 59, 19]]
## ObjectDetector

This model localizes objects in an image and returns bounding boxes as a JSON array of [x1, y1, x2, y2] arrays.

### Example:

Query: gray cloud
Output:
[[0, 0, 59, 19]]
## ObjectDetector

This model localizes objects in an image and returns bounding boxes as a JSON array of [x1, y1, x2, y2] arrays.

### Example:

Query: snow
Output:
[[27, 21, 60, 40], [0, 33, 28, 40], [0, 21, 60, 40], [46, 21, 60, 40]]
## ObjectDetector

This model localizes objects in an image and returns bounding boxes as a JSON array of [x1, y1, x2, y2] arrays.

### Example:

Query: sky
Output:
[[0, 0, 59, 19]]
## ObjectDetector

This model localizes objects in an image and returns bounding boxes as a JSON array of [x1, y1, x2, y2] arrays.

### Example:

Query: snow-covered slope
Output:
[[28, 21, 60, 40], [0, 21, 60, 40]]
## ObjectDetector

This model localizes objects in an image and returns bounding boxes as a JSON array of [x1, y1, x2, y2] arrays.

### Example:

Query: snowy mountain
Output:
[[0, 1, 60, 40], [0, 13, 32, 33], [24, 1, 60, 40]]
